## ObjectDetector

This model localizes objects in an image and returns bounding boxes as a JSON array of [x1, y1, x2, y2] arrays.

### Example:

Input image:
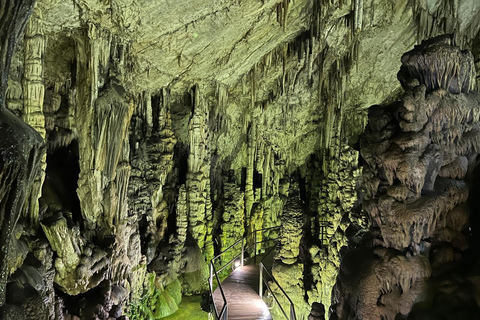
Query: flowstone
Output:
[[336, 36, 480, 320]]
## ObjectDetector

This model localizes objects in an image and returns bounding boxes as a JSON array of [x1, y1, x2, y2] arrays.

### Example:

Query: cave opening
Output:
[[174, 142, 189, 186], [41, 141, 82, 223]]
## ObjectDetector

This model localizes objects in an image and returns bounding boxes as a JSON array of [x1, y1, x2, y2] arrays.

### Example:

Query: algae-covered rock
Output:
[[128, 275, 182, 320], [180, 241, 209, 295], [276, 196, 303, 264]]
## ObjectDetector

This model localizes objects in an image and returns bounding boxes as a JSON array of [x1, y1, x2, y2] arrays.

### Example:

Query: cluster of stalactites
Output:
[[398, 35, 476, 94], [411, 0, 480, 49], [362, 36, 479, 251]]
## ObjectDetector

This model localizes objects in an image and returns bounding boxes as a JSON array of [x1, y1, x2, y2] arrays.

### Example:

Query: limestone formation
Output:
[[128, 88, 177, 263], [308, 138, 363, 315], [22, 9, 47, 227], [1, 0, 480, 319], [276, 196, 303, 264], [0, 0, 45, 310], [186, 85, 213, 261], [41, 213, 108, 295], [398, 35, 476, 94], [219, 181, 245, 268], [335, 36, 480, 320], [362, 37, 480, 252]]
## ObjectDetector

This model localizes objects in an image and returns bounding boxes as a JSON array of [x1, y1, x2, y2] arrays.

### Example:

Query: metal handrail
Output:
[[212, 236, 245, 263], [208, 226, 281, 319], [259, 261, 297, 320], [209, 262, 228, 319]]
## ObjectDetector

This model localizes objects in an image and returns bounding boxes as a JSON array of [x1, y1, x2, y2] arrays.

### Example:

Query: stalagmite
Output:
[[219, 181, 245, 266], [309, 138, 362, 314], [186, 84, 212, 258], [276, 196, 303, 264]]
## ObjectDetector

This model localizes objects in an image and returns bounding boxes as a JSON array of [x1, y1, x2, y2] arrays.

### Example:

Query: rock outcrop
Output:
[[335, 35, 480, 320], [0, 1, 46, 317]]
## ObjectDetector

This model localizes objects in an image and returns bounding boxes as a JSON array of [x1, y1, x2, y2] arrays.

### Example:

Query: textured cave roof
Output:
[[35, 0, 453, 107]]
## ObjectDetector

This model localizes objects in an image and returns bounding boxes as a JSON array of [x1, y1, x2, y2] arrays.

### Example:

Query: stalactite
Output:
[[353, 0, 363, 33], [245, 123, 255, 220], [93, 86, 133, 229], [283, 0, 290, 32], [251, 65, 257, 109], [75, 25, 109, 228], [409, 0, 480, 47], [282, 43, 287, 94], [22, 8, 46, 227], [216, 82, 228, 112]]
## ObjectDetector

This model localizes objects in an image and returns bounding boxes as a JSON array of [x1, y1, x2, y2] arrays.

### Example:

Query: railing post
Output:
[[254, 231, 257, 264], [290, 304, 295, 320], [224, 304, 228, 320], [259, 263, 263, 298], [210, 262, 213, 291], [241, 238, 245, 267]]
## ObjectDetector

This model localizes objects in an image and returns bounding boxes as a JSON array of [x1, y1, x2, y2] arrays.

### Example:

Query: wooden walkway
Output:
[[212, 255, 274, 320]]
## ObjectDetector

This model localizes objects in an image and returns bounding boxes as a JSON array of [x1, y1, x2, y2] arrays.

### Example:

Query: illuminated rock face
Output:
[[334, 36, 480, 320], [1, 0, 480, 319], [362, 37, 479, 252]]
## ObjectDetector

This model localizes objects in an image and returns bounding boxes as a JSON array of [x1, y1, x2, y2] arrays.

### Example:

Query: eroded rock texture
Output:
[[334, 36, 480, 320], [0, 0, 46, 317], [1, 0, 480, 319]]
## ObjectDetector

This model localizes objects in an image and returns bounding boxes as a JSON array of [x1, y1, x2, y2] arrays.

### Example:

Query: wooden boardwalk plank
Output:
[[213, 255, 275, 320]]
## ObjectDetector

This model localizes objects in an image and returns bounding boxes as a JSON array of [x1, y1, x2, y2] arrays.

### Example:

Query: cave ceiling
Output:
[[2, 0, 480, 319]]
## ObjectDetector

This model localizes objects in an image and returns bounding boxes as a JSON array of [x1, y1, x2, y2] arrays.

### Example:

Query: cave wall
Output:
[[1, 0, 480, 319], [335, 36, 480, 320]]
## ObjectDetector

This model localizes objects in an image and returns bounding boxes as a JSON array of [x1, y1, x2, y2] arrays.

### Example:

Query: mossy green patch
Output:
[[128, 276, 182, 320], [163, 295, 208, 320], [165, 278, 182, 305]]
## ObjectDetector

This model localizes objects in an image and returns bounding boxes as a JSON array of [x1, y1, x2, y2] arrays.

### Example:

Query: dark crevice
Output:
[[151, 94, 161, 131], [41, 141, 81, 223], [253, 170, 262, 189], [174, 142, 188, 186]]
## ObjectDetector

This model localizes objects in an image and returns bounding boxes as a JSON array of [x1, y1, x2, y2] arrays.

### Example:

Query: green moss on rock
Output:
[[128, 275, 182, 320]]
